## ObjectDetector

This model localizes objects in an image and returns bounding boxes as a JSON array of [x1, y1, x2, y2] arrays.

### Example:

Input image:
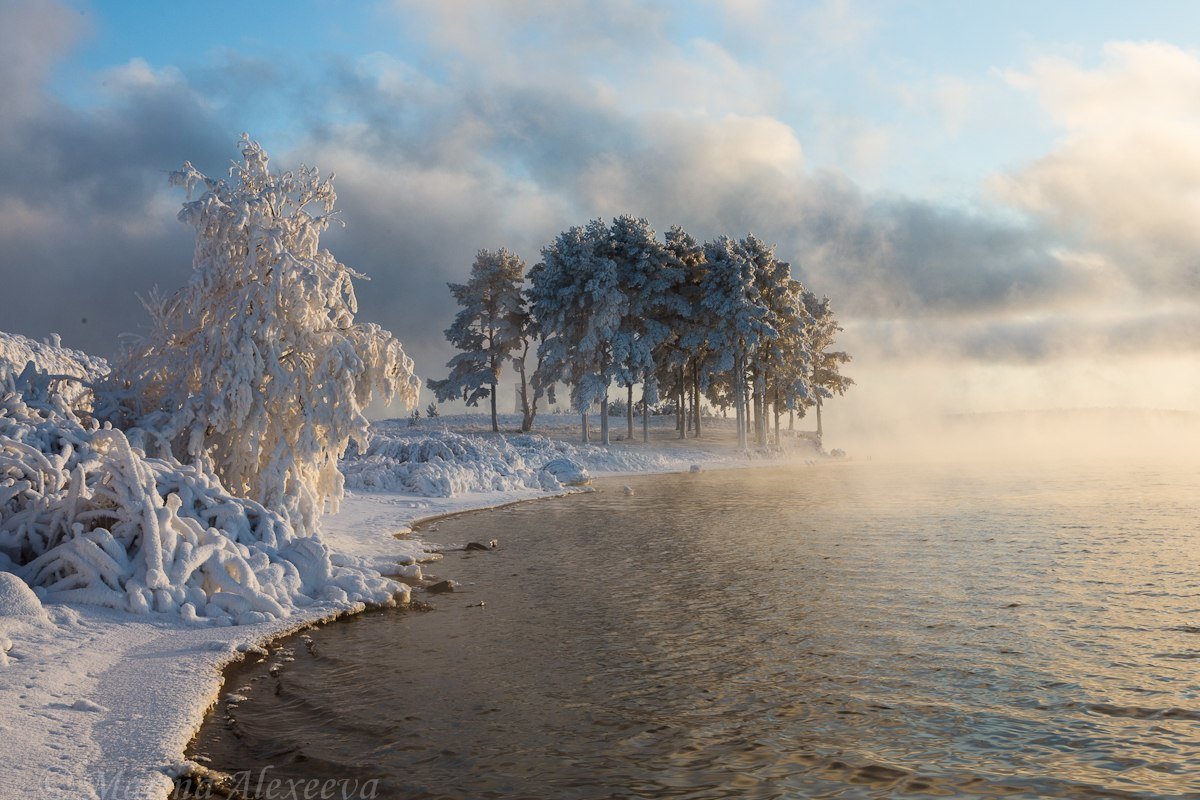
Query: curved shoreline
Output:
[[172, 461, 809, 797], [0, 422, 820, 799]]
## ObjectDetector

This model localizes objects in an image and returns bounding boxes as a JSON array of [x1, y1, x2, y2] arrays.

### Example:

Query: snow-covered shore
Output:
[[0, 412, 819, 800]]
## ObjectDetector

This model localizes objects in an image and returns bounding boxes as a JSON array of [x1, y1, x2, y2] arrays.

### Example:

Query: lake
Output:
[[189, 458, 1200, 798]]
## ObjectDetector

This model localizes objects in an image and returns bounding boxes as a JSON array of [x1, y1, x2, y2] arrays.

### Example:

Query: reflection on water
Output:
[[191, 460, 1200, 798]]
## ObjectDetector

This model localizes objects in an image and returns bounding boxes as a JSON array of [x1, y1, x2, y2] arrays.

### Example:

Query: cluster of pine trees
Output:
[[428, 215, 852, 449]]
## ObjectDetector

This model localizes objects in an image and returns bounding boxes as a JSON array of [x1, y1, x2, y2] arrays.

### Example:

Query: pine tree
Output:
[[698, 236, 771, 450], [659, 226, 708, 441], [529, 220, 625, 445], [427, 248, 530, 433], [801, 291, 854, 441], [607, 215, 684, 443]]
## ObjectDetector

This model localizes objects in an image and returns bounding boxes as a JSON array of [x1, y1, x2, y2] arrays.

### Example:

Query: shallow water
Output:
[[192, 459, 1200, 798]]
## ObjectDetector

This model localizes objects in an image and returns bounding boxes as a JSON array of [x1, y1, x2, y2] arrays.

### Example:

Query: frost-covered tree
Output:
[[801, 291, 854, 440], [661, 227, 711, 441], [741, 234, 808, 446], [760, 276, 812, 443], [530, 220, 625, 445], [427, 248, 536, 433], [699, 236, 772, 450], [607, 215, 682, 443], [104, 135, 419, 534]]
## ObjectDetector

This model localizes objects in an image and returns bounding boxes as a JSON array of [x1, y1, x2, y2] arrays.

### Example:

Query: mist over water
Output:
[[193, 458, 1200, 798], [827, 351, 1200, 464], [835, 408, 1200, 464]]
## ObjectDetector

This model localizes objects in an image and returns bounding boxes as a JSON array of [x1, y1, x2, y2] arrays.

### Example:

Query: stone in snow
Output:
[[541, 458, 590, 486]]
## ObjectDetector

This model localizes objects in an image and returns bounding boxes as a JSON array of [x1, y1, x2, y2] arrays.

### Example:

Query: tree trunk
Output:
[[581, 410, 589, 444], [735, 353, 748, 450], [742, 378, 748, 437], [642, 384, 649, 443], [600, 393, 610, 446], [516, 343, 535, 432], [692, 360, 701, 439], [677, 365, 685, 440], [773, 391, 780, 446], [627, 383, 633, 441], [816, 398, 823, 442], [789, 407, 794, 431], [758, 371, 767, 447], [749, 366, 760, 447], [490, 381, 498, 433]]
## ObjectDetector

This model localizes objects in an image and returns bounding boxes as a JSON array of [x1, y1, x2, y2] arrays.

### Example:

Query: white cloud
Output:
[[994, 41, 1200, 293]]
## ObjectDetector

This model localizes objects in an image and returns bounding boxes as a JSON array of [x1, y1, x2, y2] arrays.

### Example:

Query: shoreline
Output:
[[172, 474, 638, 799], [0, 422, 823, 800]]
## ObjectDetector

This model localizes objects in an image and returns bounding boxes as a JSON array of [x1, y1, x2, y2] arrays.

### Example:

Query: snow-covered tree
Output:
[[741, 234, 807, 446], [103, 135, 419, 534], [427, 248, 536, 433], [607, 215, 683, 443], [801, 291, 854, 440], [656, 226, 708, 441], [698, 236, 772, 450], [760, 276, 812, 443], [529, 220, 625, 445]]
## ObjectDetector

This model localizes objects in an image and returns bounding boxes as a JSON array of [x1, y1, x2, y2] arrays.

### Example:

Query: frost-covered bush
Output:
[[343, 428, 565, 496], [342, 424, 680, 496], [101, 136, 419, 534], [0, 331, 109, 383], [1, 363, 398, 625], [0, 331, 109, 410]]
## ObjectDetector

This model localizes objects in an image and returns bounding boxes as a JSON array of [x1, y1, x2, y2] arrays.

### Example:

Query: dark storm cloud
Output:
[[0, 3, 241, 357]]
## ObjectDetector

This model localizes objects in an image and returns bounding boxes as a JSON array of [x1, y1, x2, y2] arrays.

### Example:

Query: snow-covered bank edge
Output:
[[2, 425, 820, 800]]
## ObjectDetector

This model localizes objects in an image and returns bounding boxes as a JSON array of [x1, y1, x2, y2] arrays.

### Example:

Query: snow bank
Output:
[[0, 571, 45, 619], [342, 421, 731, 498], [0, 330, 109, 382], [0, 363, 399, 629]]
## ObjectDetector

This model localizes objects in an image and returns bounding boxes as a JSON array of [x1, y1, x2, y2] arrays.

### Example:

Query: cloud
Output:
[[0, 0, 84, 117], [898, 75, 976, 138], [994, 41, 1200, 296], [0, 0, 1079, 378], [6, 0, 1198, 429], [0, 2, 236, 355], [705, 0, 880, 59]]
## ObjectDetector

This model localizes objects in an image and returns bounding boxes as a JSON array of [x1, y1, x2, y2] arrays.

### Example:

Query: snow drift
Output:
[[0, 363, 399, 627], [0, 331, 109, 383], [343, 426, 575, 496], [340, 421, 734, 498]]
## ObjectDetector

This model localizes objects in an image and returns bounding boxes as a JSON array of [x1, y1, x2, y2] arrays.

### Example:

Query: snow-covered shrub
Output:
[[0, 331, 109, 383], [343, 428, 559, 496], [0, 331, 109, 411], [101, 136, 419, 534], [342, 424, 697, 497], [1, 363, 398, 625]]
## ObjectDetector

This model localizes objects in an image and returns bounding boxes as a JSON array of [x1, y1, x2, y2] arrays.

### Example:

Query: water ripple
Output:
[[190, 460, 1200, 799]]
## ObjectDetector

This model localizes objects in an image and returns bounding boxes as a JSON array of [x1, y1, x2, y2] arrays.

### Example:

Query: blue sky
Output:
[[4, 0, 1200, 420], [49, 0, 1200, 197]]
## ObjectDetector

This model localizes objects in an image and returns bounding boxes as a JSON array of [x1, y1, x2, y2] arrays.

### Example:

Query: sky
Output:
[[3, 0, 1200, 433]]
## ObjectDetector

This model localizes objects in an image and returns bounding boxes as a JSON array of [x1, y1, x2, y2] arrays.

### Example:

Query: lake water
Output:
[[190, 459, 1200, 798]]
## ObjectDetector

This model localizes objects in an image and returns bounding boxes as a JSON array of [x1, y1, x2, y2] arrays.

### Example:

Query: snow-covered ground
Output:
[[0, 409, 821, 800]]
